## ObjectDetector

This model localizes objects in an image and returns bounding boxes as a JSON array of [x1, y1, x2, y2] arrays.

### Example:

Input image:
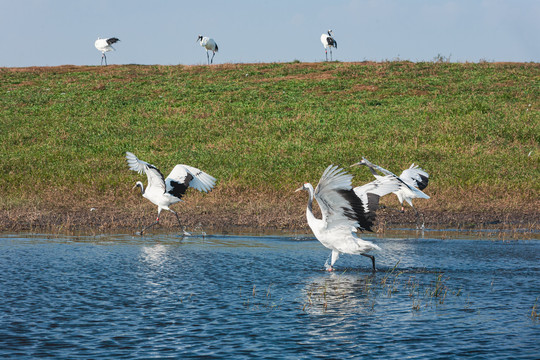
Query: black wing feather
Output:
[[107, 37, 120, 45], [338, 189, 375, 232], [327, 37, 337, 48], [167, 173, 193, 199], [416, 174, 429, 190]]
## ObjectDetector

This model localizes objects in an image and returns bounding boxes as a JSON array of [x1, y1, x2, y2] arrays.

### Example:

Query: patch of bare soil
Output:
[[1, 193, 538, 235]]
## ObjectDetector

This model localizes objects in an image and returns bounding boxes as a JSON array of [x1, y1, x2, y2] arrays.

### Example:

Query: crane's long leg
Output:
[[211, 51, 215, 64], [410, 205, 425, 230], [325, 49, 328, 61], [206, 51, 210, 65], [330, 48, 333, 61], [361, 253, 376, 272], [138, 217, 159, 235], [169, 210, 191, 236], [101, 53, 104, 65]]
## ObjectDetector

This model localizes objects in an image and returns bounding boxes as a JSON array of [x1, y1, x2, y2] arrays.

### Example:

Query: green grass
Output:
[[1, 62, 539, 219]]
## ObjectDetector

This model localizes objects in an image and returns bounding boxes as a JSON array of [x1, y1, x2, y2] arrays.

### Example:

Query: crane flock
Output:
[[125, 151, 429, 271], [93, 29, 339, 65], [100, 29, 426, 272]]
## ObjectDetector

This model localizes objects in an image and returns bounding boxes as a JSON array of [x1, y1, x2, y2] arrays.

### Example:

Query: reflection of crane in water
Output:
[[296, 165, 406, 271], [302, 273, 375, 315], [352, 157, 430, 229]]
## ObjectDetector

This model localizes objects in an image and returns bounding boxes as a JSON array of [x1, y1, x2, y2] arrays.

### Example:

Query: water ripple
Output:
[[0, 233, 539, 359]]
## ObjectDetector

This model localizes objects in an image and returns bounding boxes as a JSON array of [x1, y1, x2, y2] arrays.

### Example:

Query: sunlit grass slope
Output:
[[1, 61, 538, 220]]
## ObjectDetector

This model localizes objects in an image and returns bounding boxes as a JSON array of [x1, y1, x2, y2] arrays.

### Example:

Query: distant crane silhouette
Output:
[[94, 37, 120, 65], [197, 35, 219, 64], [320, 30, 337, 61]]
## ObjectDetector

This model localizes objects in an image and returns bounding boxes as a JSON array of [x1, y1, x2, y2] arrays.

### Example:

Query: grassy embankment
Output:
[[0, 62, 538, 232]]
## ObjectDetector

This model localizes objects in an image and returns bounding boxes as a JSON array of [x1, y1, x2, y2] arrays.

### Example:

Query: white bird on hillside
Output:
[[351, 157, 430, 228], [126, 152, 216, 235], [320, 30, 337, 61], [197, 35, 219, 64], [94, 37, 120, 65], [296, 165, 404, 271]]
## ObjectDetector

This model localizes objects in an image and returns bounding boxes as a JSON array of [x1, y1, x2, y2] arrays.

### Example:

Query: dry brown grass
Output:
[[1, 182, 538, 233]]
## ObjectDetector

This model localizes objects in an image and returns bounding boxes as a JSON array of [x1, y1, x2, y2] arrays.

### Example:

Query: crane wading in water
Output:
[[126, 152, 216, 235], [296, 165, 406, 271]]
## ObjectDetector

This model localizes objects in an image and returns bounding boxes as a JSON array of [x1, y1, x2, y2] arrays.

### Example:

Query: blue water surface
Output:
[[1, 231, 539, 359]]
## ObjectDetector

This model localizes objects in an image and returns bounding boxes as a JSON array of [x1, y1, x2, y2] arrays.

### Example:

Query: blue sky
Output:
[[1, 0, 538, 67]]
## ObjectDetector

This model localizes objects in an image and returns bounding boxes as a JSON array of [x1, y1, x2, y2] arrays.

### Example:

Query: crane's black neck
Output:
[[136, 182, 145, 195], [367, 165, 379, 176]]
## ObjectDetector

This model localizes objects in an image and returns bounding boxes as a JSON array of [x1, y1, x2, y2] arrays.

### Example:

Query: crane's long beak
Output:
[[350, 162, 362, 167], [132, 184, 138, 190], [295, 186, 304, 192]]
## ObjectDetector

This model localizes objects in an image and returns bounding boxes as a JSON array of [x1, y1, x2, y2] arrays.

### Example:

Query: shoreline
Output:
[[2, 206, 538, 235]]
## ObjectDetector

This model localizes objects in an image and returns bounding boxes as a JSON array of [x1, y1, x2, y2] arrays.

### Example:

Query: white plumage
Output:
[[353, 174, 412, 218], [197, 35, 219, 64], [296, 165, 401, 271], [94, 37, 120, 65], [126, 152, 216, 235], [352, 157, 430, 228], [320, 30, 337, 61]]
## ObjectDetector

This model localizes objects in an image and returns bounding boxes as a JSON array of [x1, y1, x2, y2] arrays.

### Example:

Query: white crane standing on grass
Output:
[[351, 157, 430, 228], [320, 30, 337, 61], [126, 152, 216, 235], [197, 35, 219, 64], [296, 165, 407, 271], [94, 37, 120, 65]]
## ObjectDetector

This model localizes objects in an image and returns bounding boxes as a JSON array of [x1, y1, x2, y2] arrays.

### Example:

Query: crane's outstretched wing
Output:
[[107, 37, 120, 45], [357, 158, 429, 198], [314, 165, 372, 231], [165, 164, 216, 200], [353, 175, 407, 227], [400, 164, 429, 190], [125, 152, 165, 192]]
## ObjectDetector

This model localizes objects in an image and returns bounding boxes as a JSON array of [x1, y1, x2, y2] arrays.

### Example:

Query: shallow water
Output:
[[1, 231, 539, 359]]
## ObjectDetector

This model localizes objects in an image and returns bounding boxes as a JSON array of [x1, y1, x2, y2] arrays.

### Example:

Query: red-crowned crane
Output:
[[351, 157, 430, 228], [126, 152, 216, 235], [296, 165, 406, 271], [197, 35, 219, 64], [320, 30, 337, 61], [94, 37, 120, 65]]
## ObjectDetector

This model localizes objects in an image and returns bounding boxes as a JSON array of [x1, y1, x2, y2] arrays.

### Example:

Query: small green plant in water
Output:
[[531, 297, 540, 321]]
